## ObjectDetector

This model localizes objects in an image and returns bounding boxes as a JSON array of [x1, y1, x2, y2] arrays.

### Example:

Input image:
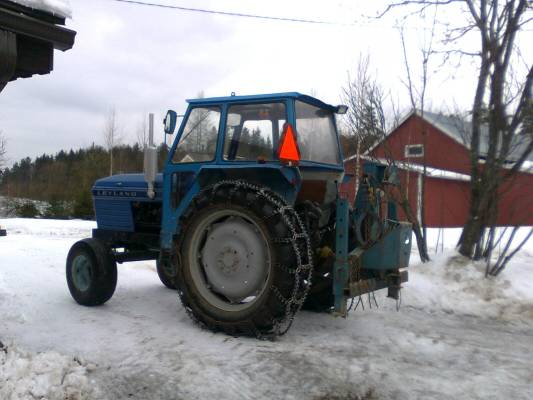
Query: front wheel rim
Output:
[[72, 254, 92, 292]]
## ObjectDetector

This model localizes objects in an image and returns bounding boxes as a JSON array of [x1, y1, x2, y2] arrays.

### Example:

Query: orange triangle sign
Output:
[[278, 123, 300, 164]]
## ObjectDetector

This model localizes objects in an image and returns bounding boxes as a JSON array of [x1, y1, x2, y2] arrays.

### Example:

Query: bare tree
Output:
[[103, 107, 122, 176], [397, 17, 438, 261], [342, 56, 387, 153], [342, 56, 431, 261], [379, 0, 533, 273], [456, 1, 532, 262], [0, 131, 6, 168], [136, 116, 148, 148]]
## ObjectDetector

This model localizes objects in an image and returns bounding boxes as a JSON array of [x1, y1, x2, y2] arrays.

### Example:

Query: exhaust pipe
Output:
[[143, 113, 157, 199]]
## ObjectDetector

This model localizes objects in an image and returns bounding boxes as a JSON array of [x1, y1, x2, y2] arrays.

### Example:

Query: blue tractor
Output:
[[66, 93, 411, 337]]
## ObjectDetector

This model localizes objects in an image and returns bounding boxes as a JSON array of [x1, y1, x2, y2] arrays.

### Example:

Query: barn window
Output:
[[405, 144, 424, 158]]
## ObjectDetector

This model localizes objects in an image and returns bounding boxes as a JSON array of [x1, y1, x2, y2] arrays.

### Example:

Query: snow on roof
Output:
[[344, 153, 532, 177], [411, 110, 532, 162], [9, 0, 72, 18], [351, 155, 472, 181], [346, 109, 532, 164]]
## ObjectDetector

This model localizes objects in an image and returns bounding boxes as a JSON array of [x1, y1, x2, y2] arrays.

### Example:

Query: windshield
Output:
[[172, 106, 221, 163], [295, 101, 340, 165]]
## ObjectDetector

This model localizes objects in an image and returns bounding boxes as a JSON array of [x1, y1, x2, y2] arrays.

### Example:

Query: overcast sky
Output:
[[0, 0, 531, 165]]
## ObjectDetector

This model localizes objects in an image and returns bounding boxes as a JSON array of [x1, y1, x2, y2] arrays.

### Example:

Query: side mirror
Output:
[[335, 105, 348, 115], [163, 110, 177, 134]]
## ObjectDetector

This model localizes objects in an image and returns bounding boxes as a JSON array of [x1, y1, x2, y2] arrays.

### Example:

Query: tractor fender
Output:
[[197, 165, 301, 202], [160, 164, 301, 250]]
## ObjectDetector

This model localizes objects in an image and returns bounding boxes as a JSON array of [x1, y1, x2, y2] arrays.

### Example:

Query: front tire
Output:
[[176, 181, 312, 337], [66, 238, 117, 306]]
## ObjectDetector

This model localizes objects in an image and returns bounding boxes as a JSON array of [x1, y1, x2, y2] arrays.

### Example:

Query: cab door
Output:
[[160, 104, 224, 249]]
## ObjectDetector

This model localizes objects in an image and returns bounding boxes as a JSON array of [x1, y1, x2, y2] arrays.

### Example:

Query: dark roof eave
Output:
[[0, 5, 75, 51]]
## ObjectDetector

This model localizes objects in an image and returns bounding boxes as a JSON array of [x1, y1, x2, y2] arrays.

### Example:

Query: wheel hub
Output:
[[217, 246, 242, 275], [72, 254, 91, 292], [200, 216, 268, 303]]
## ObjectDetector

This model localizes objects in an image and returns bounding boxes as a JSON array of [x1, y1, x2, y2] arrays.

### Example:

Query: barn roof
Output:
[[421, 110, 532, 163], [346, 109, 532, 163]]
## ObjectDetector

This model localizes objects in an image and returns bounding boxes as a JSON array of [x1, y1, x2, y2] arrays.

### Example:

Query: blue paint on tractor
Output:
[[361, 222, 412, 270], [333, 197, 349, 315], [92, 173, 163, 232]]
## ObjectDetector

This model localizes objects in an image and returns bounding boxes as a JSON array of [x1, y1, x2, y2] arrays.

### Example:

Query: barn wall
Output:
[[422, 172, 533, 227], [371, 115, 472, 175], [342, 158, 533, 227], [396, 170, 419, 223], [424, 176, 470, 227], [498, 171, 533, 226]]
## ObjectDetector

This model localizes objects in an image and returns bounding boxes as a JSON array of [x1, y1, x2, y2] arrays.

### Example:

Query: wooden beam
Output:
[[0, 28, 16, 92], [15, 35, 53, 78]]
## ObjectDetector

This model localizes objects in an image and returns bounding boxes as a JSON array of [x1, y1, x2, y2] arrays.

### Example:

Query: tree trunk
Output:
[[401, 198, 430, 261], [413, 222, 430, 262], [459, 216, 484, 258], [109, 148, 113, 176]]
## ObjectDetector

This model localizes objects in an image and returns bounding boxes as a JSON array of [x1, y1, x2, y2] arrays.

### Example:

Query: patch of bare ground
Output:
[[313, 388, 378, 400]]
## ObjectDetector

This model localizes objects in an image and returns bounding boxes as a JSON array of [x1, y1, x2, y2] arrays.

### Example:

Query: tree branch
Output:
[[376, 0, 463, 18]]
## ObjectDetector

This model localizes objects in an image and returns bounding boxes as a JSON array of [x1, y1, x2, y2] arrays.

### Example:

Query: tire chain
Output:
[[177, 179, 314, 338]]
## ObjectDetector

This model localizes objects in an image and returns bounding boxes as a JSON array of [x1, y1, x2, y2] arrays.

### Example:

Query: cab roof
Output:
[[186, 92, 337, 112]]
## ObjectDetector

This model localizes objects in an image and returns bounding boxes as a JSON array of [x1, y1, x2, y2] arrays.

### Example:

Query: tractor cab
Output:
[[161, 93, 346, 221], [165, 92, 344, 168]]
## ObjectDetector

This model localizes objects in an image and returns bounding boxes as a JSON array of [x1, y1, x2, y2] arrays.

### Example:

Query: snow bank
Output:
[[9, 0, 72, 18], [0, 217, 95, 238], [406, 227, 533, 323], [0, 342, 96, 400], [406, 252, 533, 322], [0, 196, 50, 218]]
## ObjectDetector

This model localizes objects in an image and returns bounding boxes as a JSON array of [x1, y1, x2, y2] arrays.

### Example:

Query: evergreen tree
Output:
[[0, 144, 146, 218]]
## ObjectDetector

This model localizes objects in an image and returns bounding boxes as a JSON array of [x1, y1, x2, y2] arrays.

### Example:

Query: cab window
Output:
[[172, 106, 221, 163], [223, 102, 286, 161], [295, 101, 340, 165]]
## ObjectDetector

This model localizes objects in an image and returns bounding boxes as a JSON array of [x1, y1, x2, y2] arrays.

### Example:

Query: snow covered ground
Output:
[[1, 218, 532, 399]]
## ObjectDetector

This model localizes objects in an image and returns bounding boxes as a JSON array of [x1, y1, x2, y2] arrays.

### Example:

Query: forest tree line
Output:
[[0, 143, 169, 218]]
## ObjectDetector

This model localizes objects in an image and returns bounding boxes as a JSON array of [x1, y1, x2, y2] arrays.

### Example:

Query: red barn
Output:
[[342, 110, 533, 227]]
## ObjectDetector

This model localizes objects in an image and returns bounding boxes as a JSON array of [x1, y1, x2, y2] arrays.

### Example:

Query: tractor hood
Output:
[[92, 173, 163, 201]]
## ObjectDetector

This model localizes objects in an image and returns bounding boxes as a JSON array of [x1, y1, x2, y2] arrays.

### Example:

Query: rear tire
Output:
[[303, 278, 334, 312], [302, 256, 334, 312], [176, 181, 312, 337], [156, 258, 176, 289], [66, 238, 117, 306]]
